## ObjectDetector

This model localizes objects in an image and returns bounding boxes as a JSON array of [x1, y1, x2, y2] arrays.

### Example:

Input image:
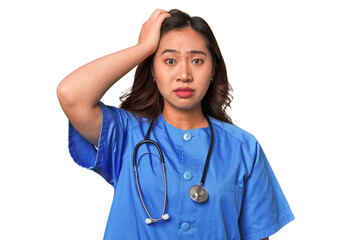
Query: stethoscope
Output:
[[133, 115, 214, 224]]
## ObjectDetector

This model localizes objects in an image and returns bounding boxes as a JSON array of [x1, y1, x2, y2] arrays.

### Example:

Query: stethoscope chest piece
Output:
[[189, 185, 209, 203]]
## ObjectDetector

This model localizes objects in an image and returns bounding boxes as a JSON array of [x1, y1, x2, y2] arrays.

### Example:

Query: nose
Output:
[[177, 62, 192, 82]]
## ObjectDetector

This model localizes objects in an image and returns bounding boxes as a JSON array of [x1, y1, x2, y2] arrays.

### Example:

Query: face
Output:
[[153, 27, 214, 114]]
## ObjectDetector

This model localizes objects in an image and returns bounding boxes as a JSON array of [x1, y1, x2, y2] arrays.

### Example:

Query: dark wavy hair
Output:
[[120, 9, 233, 123]]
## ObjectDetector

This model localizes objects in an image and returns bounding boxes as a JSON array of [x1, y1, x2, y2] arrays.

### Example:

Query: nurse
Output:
[[57, 9, 294, 240]]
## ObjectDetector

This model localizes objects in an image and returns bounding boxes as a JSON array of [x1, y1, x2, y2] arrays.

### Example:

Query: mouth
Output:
[[174, 87, 195, 98]]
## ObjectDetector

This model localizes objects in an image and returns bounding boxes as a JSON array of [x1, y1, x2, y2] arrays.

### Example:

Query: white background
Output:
[[1, 0, 359, 239]]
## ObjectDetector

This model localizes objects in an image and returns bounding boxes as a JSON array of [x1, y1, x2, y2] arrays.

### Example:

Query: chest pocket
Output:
[[211, 183, 244, 240]]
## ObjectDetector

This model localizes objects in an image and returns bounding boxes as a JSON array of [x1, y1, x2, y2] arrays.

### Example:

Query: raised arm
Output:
[[56, 9, 170, 146]]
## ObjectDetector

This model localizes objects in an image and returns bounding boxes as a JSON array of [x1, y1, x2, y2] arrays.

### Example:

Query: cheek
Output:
[[153, 64, 173, 95], [153, 55, 171, 78], [200, 84, 210, 97], [197, 69, 213, 89], [153, 64, 171, 83], [155, 79, 171, 98]]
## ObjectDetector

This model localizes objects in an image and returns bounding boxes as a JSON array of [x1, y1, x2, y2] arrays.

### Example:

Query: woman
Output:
[[57, 9, 294, 240]]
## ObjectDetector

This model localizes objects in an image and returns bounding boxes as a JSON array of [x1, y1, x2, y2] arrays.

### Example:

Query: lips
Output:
[[174, 87, 195, 98], [174, 87, 195, 92]]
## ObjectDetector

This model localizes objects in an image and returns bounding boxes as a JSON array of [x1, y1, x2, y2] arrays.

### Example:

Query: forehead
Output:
[[157, 27, 209, 53]]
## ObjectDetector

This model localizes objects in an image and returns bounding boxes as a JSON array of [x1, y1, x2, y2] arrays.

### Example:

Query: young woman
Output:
[[57, 9, 294, 240]]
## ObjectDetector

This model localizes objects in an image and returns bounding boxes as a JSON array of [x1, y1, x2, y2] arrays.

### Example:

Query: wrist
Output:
[[135, 42, 157, 58]]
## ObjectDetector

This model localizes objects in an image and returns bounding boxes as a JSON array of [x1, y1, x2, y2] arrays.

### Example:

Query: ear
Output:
[[150, 61, 156, 78], [151, 68, 155, 78]]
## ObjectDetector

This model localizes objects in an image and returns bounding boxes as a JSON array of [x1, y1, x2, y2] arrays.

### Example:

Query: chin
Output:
[[172, 103, 200, 112], [164, 98, 201, 112]]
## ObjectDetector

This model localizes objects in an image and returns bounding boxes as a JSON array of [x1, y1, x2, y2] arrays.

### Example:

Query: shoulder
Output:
[[210, 117, 258, 143], [98, 102, 145, 130], [210, 117, 259, 152]]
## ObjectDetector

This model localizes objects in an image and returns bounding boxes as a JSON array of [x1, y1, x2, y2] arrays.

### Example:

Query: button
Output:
[[181, 222, 190, 231], [183, 172, 192, 180], [183, 133, 192, 141]]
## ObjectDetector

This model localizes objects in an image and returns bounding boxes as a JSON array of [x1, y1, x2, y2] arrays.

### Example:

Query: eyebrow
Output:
[[161, 49, 207, 56]]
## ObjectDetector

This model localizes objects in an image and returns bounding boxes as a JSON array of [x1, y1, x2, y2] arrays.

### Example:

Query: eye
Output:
[[192, 59, 203, 64], [165, 59, 176, 64]]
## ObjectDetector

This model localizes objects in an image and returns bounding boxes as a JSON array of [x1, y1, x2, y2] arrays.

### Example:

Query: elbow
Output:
[[57, 81, 76, 109]]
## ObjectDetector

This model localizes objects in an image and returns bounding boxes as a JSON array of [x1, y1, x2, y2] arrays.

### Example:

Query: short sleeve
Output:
[[239, 141, 294, 240], [68, 101, 128, 186]]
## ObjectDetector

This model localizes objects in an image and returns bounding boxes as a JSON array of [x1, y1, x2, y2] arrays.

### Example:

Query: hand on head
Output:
[[138, 9, 171, 55]]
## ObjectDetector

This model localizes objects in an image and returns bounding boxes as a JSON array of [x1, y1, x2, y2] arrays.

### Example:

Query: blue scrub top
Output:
[[68, 102, 294, 240]]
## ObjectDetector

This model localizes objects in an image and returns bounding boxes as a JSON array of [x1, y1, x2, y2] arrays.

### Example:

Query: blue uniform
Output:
[[68, 102, 294, 240]]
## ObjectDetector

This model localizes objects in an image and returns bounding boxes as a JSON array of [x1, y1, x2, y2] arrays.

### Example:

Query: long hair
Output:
[[120, 9, 233, 123]]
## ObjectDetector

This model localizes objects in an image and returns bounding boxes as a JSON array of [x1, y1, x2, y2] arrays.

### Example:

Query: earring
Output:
[[210, 78, 213, 83], [153, 78, 157, 83]]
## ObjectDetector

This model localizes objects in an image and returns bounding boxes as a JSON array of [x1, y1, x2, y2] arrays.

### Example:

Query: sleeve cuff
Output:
[[68, 101, 114, 184], [241, 212, 295, 240]]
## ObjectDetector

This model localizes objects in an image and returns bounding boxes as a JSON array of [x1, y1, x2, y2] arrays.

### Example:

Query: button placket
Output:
[[178, 130, 198, 238]]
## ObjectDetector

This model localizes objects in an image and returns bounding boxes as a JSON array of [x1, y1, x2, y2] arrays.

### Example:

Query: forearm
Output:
[[57, 43, 152, 108]]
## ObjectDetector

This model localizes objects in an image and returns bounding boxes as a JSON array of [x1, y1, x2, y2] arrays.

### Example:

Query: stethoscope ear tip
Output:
[[162, 213, 170, 220], [145, 214, 169, 224]]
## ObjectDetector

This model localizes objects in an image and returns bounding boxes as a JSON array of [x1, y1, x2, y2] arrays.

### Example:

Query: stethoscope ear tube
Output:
[[133, 139, 168, 224], [133, 116, 169, 224], [133, 139, 164, 166]]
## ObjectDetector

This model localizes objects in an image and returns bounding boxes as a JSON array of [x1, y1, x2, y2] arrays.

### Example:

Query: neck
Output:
[[162, 105, 208, 130]]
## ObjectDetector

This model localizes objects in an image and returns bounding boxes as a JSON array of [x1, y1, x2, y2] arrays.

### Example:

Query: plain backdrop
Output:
[[1, 0, 359, 239]]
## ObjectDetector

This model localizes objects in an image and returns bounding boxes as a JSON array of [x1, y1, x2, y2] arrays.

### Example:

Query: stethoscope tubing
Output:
[[133, 139, 165, 166], [200, 115, 214, 186], [134, 162, 167, 222]]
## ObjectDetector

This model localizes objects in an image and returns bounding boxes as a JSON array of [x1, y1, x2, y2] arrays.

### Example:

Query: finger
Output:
[[149, 9, 168, 21], [159, 11, 171, 19], [154, 11, 171, 24]]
